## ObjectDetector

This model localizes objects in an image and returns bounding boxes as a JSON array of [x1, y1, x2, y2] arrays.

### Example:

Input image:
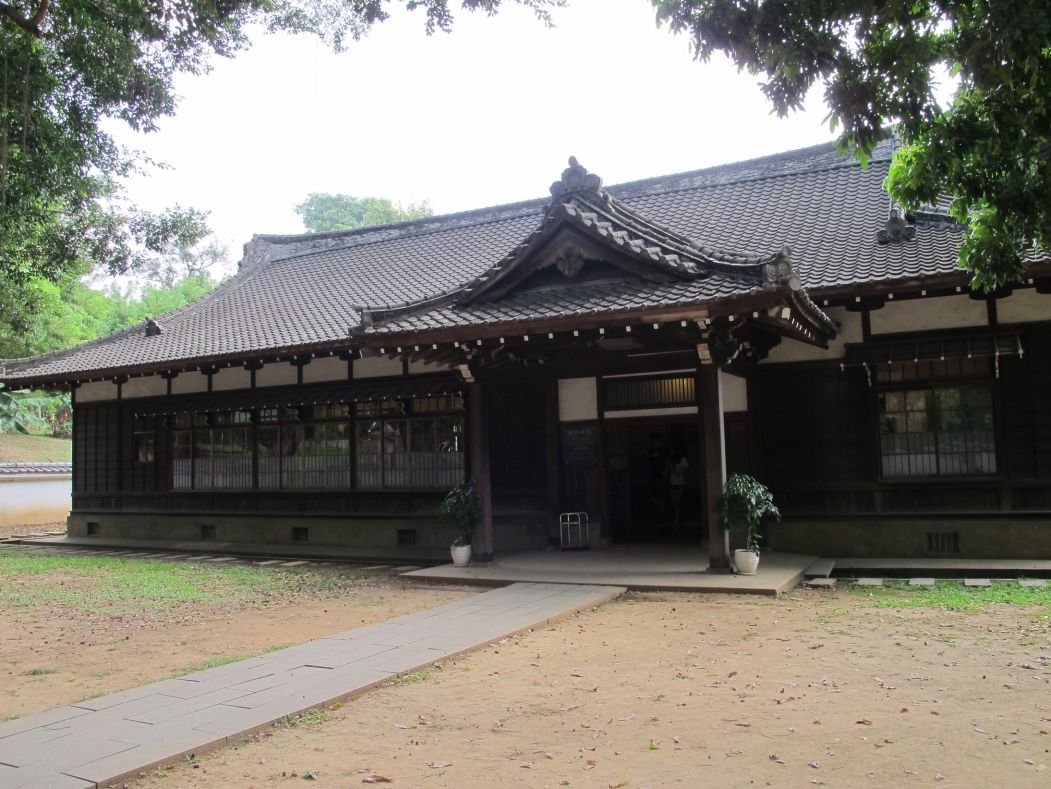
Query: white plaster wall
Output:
[[353, 356, 404, 379], [870, 295, 988, 335], [170, 372, 209, 395], [998, 289, 1051, 325], [558, 377, 598, 421], [303, 356, 349, 383], [763, 306, 862, 363], [121, 375, 166, 399], [255, 362, 298, 387], [407, 359, 452, 375], [212, 366, 252, 391], [720, 371, 748, 413], [76, 381, 118, 402], [0, 477, 71, 526]]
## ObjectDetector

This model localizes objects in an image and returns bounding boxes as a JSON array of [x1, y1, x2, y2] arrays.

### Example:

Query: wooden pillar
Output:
[[545, 378, 562, 545], [700, 364, 730, 570], [467, 379, 494, 562]]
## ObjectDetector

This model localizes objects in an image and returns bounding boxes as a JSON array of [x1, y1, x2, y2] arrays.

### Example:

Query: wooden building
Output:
[[2, 142, 1050, 563]]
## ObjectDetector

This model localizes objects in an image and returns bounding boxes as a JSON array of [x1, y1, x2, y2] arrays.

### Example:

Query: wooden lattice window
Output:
[[878, 385, 996, 477]]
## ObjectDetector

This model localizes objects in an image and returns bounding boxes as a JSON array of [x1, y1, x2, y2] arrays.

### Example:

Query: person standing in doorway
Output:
[[669, 452, 689, 528]]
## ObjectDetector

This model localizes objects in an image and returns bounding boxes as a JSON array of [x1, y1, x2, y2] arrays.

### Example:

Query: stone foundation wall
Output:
[[66, 511, 462, 562], [768, 518, 1051, 559]]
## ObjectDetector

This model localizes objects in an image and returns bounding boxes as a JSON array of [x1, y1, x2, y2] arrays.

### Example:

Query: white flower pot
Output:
[[450, 544, 472, 567], [734, 549, 760, 575]]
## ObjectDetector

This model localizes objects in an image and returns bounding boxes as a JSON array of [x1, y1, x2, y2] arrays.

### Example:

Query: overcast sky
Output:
[[110, 0, 835, 275]]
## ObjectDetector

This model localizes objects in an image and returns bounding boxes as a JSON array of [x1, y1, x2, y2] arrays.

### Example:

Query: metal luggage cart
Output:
[[559, 511, 590, 551]]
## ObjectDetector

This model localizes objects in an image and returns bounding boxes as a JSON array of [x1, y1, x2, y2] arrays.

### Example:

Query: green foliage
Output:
[[716, 473, 780, 554], [295, 193, 434, 233], [0, 390, 47, 434], [439, 479, 479, 546], [0, 1, 558, 333], [652, 1, 1051, 289]]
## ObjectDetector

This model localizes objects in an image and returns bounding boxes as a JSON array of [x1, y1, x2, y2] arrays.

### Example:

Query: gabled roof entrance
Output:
[[357, 159, 836, 354]]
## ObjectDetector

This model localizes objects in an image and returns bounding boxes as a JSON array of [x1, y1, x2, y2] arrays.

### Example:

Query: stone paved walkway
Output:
[[0, 582, 623, 789]]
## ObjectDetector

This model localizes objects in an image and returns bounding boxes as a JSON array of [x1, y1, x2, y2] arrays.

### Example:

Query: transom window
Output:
[[878, 385, 996, 477]]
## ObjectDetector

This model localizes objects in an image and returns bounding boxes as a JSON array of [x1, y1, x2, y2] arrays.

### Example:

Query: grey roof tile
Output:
[[2, 139, 1039, 384]]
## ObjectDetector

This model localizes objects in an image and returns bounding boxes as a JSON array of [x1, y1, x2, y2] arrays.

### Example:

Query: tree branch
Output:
[[0, 0, 48, 36]]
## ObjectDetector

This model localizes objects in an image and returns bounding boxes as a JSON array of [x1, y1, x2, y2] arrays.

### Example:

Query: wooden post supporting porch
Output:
[[700, 363, 730, 571], [467, 379, 494, 563]]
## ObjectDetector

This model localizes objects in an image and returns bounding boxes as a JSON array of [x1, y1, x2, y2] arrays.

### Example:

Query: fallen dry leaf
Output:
[[427, 762, 451, 769], [856, 719, 873, 726], [362, 776, 393, 784]]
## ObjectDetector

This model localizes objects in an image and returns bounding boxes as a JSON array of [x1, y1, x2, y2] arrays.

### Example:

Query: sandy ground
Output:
[[0, 578, 472, 719], [111, 588, 1051, 789]]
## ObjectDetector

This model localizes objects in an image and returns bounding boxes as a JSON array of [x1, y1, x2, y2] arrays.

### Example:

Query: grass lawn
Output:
[[850, 578, 1051, 612], [0, 553, 363, 615], [0, 433, 72, 463]]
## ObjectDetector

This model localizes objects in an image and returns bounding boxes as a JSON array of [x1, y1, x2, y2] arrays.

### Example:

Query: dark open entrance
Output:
[[606, 418, 702, 543]]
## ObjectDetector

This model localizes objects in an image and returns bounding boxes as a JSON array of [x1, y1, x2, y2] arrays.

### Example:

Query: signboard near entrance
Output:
[[560, 421, 601, 467]]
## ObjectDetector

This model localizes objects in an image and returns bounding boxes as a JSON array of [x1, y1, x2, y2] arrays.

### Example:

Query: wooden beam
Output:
[[699, 364, 730, 570], [467, 380, 494, 562]]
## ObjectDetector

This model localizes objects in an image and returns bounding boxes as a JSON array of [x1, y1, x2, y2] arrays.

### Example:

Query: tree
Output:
[[0, 390, 47, 434], [653, 1, 1051, 290], [0, 1, 559, 335], [295, 193, 434, 233]]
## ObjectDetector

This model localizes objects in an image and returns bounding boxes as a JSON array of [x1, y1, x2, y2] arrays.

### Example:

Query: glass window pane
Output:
[[880, 384, 996, 478], [258, 426, 281, 489], [356, 420, 384, 489], [172, 431, 192, 489]]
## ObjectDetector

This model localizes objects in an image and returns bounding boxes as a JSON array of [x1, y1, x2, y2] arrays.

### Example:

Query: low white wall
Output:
[[0, 476, 71, 526]]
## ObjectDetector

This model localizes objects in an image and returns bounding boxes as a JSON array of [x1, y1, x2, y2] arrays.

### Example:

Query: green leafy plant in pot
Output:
[[716, 474, 780, 575], [439, 480, 479, 566]]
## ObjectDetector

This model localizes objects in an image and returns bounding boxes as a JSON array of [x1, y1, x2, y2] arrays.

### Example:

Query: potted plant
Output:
[[716, 474, 780, 575], [439, 480, 479, 567]]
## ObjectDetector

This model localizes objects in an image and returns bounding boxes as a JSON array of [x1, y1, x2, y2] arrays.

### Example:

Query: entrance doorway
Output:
[[605, 419, 702, 542]]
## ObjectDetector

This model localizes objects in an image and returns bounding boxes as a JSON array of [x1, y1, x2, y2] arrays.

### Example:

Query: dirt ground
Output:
[[0, 522, 65, 540], [0, 573, 472, 719], [112, 588, 1051, 789]]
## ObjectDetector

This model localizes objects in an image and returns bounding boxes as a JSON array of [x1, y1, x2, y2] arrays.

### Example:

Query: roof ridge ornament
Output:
[[877, 207, 917, 244], [762, 245, 802, 290], [550, 157, 603, 198]]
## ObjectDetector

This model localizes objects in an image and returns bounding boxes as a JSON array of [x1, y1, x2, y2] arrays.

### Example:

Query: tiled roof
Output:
[[1, 138, 1029, 385], [0, 462, 72, 476]]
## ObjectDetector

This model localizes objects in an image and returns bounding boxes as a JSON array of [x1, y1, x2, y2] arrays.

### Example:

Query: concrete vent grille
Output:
[[86, 522, 99, 536], [397, 529, 418, 547], [292, 527, 309, 543], [200, 524, 216, 540], [926, 531, 959, 554]]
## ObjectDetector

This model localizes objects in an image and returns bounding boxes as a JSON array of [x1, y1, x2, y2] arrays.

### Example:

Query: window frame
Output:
[[169, 396, 465, 493], [875, 366, 1000, 482]]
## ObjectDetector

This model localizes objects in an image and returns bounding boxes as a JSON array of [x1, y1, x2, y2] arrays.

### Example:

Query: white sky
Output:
[[110, 0, 835, 276]]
